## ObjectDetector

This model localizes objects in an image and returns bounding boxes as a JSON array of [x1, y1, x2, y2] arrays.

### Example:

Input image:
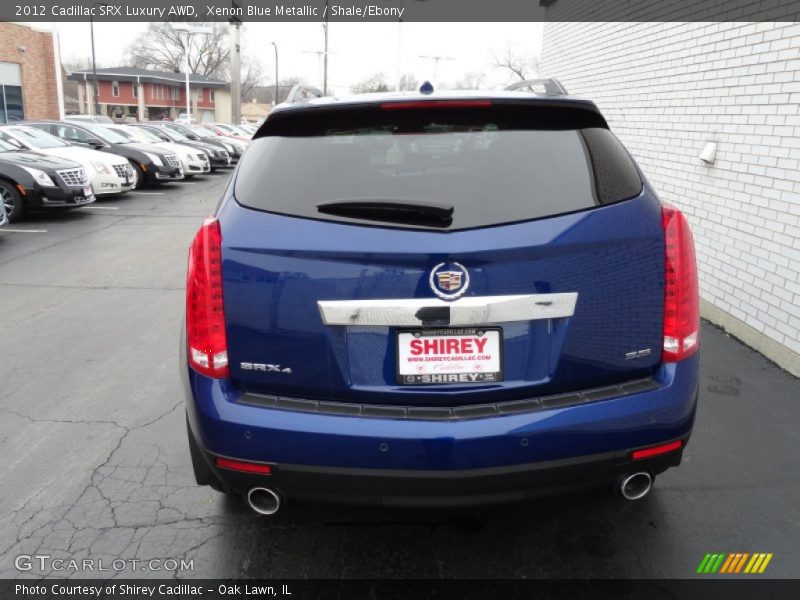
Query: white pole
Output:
[[51, 26, 66, 120], [395, 20, 402, 91], [230, 23, 241, 124], [185, 34, 191, 122]]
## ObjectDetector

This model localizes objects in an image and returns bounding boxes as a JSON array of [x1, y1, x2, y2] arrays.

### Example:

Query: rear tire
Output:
[[0, 180, 24, 222]]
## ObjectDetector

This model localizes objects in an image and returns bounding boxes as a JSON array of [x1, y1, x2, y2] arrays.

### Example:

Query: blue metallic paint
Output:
[[216, 183, 666, 404], [185, 353, 697, 472]]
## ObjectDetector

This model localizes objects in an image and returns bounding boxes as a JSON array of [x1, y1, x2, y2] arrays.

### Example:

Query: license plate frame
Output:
[[396, 327, 504, 385]]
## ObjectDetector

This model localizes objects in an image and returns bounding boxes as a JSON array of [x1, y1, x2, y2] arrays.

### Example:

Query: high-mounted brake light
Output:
[[186, 217, 229, 378], [380, 100, 493, 110], [662, 205, 699, 362]]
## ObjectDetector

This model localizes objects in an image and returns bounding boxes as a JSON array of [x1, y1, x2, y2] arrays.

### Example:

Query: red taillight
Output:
[[186, 217, 229, 378], [380, 100, 493, 110], [632, 440, 682, 460], [661, 205, 699, 362], [215, 457, 272, 475]]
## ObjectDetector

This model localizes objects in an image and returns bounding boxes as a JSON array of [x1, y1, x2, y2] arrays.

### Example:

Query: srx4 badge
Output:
[[240, 363, 293, 374]]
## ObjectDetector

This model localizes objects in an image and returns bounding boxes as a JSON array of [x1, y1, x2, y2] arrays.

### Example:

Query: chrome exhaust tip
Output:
[[246, 487, 282, 515], [619, 472, 652, 500]]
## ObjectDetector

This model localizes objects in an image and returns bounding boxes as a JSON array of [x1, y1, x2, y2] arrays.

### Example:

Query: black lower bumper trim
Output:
[[200, 439, 688, 508], [238, 377, 661, 421]]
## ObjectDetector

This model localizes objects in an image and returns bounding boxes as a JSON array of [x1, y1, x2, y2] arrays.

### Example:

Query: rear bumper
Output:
[[199, 435, 689, 507], [184, 354, 699, 505]]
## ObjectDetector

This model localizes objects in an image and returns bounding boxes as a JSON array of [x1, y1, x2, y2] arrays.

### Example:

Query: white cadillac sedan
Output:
[[0, 125, 136, 195]]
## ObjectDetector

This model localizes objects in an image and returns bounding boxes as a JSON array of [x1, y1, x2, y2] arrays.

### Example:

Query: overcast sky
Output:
[[41, 22, 543, 95]]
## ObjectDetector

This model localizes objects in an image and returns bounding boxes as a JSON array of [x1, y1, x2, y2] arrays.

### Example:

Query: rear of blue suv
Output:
[[182, 85, 700, 513]]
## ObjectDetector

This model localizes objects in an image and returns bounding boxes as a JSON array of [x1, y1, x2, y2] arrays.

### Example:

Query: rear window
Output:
[[234, 103, 642, 230]]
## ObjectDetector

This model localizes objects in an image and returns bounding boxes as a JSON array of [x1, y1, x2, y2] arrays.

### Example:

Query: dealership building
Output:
[[68, 66, 231, 123], [0, 22, 63, 123], [540, 12, 800, 376]]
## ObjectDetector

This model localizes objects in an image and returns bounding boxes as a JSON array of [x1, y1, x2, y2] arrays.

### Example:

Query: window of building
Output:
[[112, 81, 120, 97], [133, 84, 138, 99], [210, 89, 215, 102], [171, 87, 180, 101], [0, 62, 24, 124]]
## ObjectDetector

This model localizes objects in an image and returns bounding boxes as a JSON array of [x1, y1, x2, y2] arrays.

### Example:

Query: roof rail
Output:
[[285, 84, 326, 104], [504, 78, 569, 96]]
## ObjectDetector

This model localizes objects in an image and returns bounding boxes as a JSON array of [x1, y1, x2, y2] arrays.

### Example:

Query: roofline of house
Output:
[[67, 71, 229, 89]]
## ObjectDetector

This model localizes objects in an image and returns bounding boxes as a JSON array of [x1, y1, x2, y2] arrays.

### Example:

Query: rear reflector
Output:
[[632, 440, 682, 460], [186, 217, 229, 378], [380, 100, 493, 110], [215, 457, 272, 475], [661, 205, 700, 362]]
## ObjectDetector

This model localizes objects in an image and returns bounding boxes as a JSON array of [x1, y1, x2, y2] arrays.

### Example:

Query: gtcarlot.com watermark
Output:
[[15, 554, 194, 573]]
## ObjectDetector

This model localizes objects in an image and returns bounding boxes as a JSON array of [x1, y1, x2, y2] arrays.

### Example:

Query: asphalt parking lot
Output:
[[0, 172, 798, 580]]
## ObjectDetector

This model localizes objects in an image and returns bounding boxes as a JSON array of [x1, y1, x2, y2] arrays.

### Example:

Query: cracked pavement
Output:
[[1, 174, 799, 579]]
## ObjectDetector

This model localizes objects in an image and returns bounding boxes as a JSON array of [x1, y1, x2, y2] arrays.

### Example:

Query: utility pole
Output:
[[89, 14, 98, 114], [89, 1, 108, 116], [230, 22, 241, 123], [184, 38, 191, 121], [229, 1, 243, 124], [271, 42, 279, 104], [418, 54, 456, 82], [322, 0, 329, 94]]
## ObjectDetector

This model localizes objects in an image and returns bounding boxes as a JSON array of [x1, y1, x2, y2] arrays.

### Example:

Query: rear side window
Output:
[[234, 103, 642, 230]]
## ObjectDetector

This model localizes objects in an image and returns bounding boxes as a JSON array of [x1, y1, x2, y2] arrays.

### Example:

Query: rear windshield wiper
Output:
[[316, 199, 454, 227]]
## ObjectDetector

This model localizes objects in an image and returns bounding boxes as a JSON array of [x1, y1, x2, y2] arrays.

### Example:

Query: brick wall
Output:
[[540, 20, 800, 374], [0, 23, 59, 119]]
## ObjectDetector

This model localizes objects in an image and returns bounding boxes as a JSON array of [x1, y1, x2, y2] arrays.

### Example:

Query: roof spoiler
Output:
[[504, 78, 568, 96]]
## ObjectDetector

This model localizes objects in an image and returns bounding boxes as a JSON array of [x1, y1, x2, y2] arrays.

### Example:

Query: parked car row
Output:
[[0, 120, 252, 223]]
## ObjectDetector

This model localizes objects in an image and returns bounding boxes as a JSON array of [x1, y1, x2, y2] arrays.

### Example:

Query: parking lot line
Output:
[[83, 206, 120, 210], [1, 228, 48, 233], [129, 191, 165, 195]]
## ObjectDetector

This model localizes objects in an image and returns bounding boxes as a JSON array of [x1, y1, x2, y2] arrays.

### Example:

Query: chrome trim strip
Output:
[[317, 293, 578, 326]]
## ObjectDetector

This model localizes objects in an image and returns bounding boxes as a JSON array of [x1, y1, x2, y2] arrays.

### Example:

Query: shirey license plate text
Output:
[[397, 328, 502, 384]]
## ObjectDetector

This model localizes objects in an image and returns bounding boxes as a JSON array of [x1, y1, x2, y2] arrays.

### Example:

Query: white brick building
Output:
[[540, 19, 800, 376]]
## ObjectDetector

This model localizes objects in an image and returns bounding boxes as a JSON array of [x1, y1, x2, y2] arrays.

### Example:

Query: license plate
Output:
[[396, 328, 503, 385], [83, 186, 93, 197]]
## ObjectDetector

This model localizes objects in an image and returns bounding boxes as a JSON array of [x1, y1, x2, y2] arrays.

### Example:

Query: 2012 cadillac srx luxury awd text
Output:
[[182, 80, 700, 514]]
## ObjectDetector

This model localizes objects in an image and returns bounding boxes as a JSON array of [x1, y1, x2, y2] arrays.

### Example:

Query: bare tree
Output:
[[398, 73, 418, 91], [454, 71, 487, 90], [62, 56, 94, 74], [126, 23, 230, 77], [240, 56, 264, 101], [126, 23, 264, 91], [493, 45, 540, 81], [352, 73, 391, 94]]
